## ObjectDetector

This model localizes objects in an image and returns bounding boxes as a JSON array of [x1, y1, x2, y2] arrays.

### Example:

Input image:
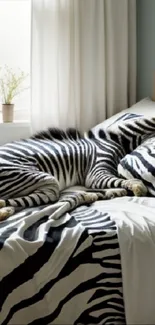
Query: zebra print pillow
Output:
[[117, 135, 155, 196]]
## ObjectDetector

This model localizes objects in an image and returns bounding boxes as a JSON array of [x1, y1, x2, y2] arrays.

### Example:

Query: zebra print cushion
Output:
[[118, 135, 155, 196]]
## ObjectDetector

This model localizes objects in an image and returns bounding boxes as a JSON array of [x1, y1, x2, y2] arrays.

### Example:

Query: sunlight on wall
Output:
[[0, 0, 31, 120]]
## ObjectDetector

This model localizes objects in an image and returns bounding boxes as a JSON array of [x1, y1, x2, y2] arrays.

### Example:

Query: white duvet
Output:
[[93, 196, 155, 325]]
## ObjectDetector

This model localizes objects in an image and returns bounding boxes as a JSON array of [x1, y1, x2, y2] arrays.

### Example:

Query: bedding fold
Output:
[[94, 196, 155, 324]]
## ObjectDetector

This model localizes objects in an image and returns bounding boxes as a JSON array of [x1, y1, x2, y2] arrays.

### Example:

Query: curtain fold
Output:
[[31, 0, 136, 133]]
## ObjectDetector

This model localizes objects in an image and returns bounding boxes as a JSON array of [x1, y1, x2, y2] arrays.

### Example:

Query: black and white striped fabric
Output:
[[2, 113, 155, 323], [118, 134, 155, 196], [0, 190, 125, 325], [1, 113, 155, 217]]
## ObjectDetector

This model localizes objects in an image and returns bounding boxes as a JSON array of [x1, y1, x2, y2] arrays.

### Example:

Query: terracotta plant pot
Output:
[[2, 104, 14, 123]]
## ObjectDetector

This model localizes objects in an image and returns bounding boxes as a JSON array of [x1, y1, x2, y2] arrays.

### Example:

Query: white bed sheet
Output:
[[93, 196, 155, 325]]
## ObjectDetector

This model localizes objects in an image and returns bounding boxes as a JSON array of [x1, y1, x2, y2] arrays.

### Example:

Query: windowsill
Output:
[[0, 120, 30, 125], [0, 120, 30, 126], [0, 120, 31, 145]]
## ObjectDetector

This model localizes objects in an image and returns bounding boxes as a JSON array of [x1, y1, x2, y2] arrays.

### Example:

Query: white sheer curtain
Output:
[[31, 0, 136, 133]]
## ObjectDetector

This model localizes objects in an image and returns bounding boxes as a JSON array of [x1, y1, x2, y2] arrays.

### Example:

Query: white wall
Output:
[[137, 0, 155, 100]]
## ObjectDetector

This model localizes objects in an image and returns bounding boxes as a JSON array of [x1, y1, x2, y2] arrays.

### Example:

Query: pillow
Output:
[[91, 97, 155, 131], [117, 135, 155, 196]]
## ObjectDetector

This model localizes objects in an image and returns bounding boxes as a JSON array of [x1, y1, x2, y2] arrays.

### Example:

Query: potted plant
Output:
[[0, 66, 28, 123]]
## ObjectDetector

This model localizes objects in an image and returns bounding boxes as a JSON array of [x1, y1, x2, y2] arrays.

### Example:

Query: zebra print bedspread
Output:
[[0, 188, 126, 325]]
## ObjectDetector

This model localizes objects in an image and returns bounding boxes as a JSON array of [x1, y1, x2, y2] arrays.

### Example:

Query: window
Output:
[[0, 0, 31, 122]]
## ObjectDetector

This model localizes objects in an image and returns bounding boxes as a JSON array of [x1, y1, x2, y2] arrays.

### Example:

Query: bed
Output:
[[1, 97, 155, 325]]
